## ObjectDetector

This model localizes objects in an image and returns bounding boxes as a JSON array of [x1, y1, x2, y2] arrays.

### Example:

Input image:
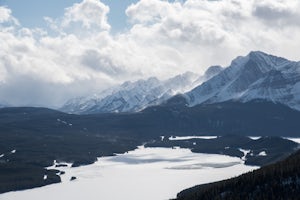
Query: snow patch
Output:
[[258, 151, 267, 156], [0, 154, 4, 158], [239, 148, 250, 161], [169, 136, 217, 140], [57, 119, 72, 127], [284, 137, 300, 144], [249, 136, 261, 140], [43, 175, 47, 180], [11, 150, 16, 154]]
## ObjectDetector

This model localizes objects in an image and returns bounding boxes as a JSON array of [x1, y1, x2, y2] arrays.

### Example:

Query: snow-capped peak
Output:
[[185, 51, 300, 110], [61, 72, 200, 114]]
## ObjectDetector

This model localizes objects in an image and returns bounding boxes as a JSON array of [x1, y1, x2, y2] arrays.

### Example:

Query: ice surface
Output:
[[0, 147, 258, 200]]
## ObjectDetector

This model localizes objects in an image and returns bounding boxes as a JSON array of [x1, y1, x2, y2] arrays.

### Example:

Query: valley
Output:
[[0, 103, 299, 195], [0, 51, 300, 199]]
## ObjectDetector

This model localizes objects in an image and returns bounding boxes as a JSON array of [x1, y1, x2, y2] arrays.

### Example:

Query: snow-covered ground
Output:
[[0, 147, 257, 200], [248, 136, 261, 140], [284, 137, 300, 144], [169, 136, 218, 140]]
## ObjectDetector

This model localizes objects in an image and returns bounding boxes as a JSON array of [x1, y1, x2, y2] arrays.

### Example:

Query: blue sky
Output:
[[0, 0, 139, 32]]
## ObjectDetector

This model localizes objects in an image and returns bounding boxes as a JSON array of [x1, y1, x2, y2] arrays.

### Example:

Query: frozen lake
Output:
[[0, 146, 258, 200]]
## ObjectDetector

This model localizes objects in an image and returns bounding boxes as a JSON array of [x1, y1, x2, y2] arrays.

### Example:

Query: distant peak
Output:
[[248, 51, 288, 62], [248, 50, 268, 57], [146, 77, 160, 82], [204, 65, 223, 78]]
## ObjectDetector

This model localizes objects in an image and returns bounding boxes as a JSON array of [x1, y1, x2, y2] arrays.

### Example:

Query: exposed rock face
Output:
[[186, 51, 300, 111]]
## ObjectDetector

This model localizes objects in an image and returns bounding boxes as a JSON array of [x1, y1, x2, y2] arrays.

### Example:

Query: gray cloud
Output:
[[253, 0, 300, 27]]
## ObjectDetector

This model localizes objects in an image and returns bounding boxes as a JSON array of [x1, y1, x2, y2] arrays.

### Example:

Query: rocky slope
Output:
[[61, 72, 200, 114], [185, 51, 300, 111]]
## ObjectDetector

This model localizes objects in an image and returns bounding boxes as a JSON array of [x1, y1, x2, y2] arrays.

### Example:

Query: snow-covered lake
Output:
[[0, 146, 258, 200]]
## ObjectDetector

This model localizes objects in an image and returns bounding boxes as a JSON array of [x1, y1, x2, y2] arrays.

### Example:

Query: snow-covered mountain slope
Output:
[[61, 72, 200, 114], [185, 51, 300, 110], [193, 65, 223, 86]]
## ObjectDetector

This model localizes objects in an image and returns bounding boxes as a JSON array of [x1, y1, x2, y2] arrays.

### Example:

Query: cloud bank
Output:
[[0, 0, 300, 107]]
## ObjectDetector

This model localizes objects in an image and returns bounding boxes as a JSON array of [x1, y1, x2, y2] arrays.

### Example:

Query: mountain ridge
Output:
[[185, 51, 300, 110], [62, 51, 300, 114], [61, 71, 201, 114]]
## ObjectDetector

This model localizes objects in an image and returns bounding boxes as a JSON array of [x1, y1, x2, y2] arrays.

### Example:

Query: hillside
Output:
[[175, 149, 300, 200]]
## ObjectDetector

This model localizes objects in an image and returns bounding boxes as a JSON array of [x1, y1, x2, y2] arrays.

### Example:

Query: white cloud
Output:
[[0, 0, 300, 107], [0, 6, 17, 24], [62, 0, 110, 30]]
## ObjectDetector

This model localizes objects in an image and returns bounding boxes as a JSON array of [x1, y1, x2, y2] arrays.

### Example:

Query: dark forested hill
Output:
[[175, 149, 300, 200], [2, 100, 300, 138]]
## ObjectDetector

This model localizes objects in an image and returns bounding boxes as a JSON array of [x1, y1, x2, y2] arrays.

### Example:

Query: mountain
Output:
[[61, 72, 199, 114], [185, 51, 300, 110], [175, 149, 300, 200], [63, 51, 300, 114], [204, 65, 223, 79]]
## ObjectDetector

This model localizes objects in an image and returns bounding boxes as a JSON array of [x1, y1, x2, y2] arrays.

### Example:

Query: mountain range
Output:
[[61, 51, 300, 114], [61, 72, 199, 114]]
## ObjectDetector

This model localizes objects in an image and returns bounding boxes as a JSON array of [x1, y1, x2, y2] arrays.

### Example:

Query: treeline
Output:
[[176, 150, 300, 200], [0, 163, 60, 193]]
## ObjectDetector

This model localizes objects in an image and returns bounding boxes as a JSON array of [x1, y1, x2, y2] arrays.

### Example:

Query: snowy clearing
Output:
[[168, 136, 218, 140], [258, 151, 267, 156], [249, 136, 261, 140]]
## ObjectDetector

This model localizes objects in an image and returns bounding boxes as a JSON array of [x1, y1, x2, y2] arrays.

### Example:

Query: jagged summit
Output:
[[185, 51, 300, 110], [204, 65, 223, 79], [61, 72, 199, 114], [62, 51, 300, 114]]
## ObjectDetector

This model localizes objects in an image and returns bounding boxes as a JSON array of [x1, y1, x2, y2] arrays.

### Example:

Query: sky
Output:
[[0, 0, 139, 32], [0, 0, 300, 108]]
